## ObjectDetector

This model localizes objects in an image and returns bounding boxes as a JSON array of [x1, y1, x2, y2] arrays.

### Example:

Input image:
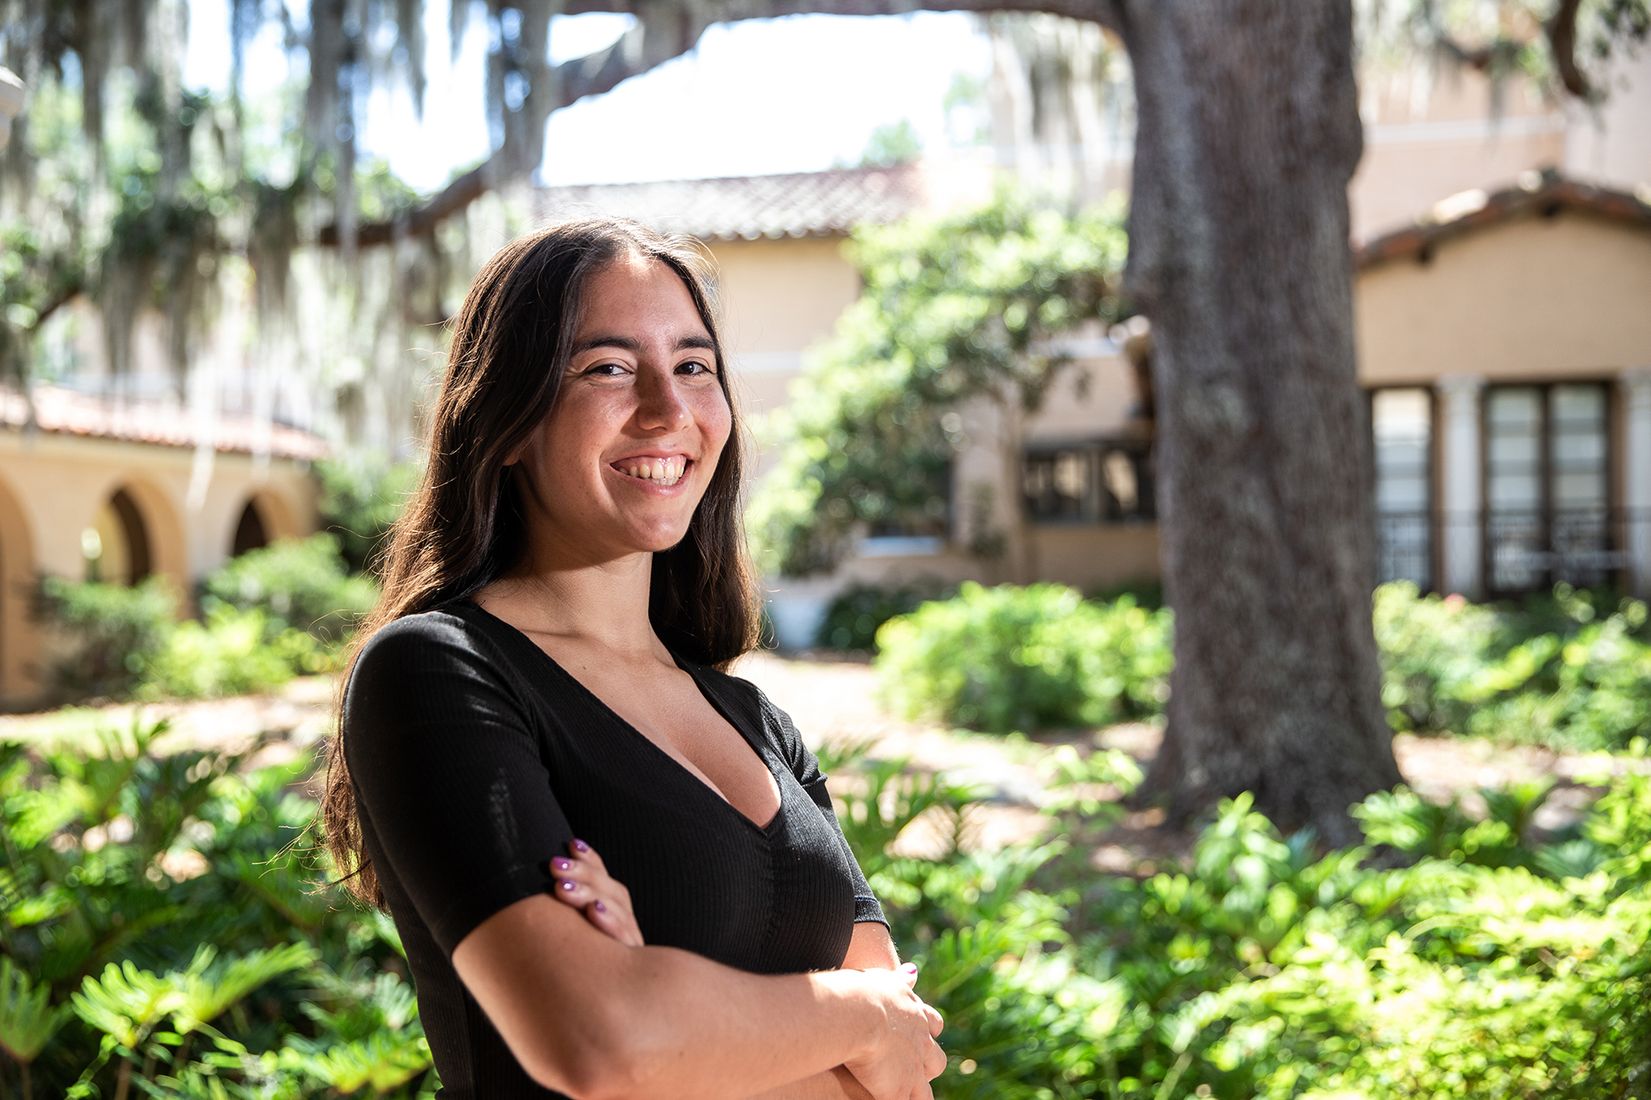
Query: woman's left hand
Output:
[[546, 838, 646, 947]]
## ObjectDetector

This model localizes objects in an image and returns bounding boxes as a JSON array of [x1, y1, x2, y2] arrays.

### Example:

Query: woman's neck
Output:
[[482, 547, 669, 663]]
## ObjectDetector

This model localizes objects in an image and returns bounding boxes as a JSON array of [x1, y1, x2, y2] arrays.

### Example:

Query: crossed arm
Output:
[[453, 884, 942, 1099]]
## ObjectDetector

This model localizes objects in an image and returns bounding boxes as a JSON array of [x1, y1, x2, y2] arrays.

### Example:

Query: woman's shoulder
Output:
[[347, 601, 530, 701], [356, 602, 492, 662]]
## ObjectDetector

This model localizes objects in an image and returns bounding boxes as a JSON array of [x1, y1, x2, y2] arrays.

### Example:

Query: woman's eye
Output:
[[584, 362, 626, 377], [678, 360, 716, 376]]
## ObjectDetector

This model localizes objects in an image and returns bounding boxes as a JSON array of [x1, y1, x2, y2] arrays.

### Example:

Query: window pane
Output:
[[1552, 431, 1606, 466], [1487, 388, 1541, 429], [1371, 387, 1432, 587], [1552, 384, 1605, 423], [1553, 472, 1607, 509], [1489, 435, 1540, 465], [1489, 471, 1542, 510]]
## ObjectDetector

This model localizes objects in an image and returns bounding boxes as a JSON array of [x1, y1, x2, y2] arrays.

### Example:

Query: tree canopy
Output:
[[749, 185, 1128, 576]]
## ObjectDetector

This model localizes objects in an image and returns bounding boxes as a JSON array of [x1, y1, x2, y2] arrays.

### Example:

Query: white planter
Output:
[[764, 577, 842, 651]]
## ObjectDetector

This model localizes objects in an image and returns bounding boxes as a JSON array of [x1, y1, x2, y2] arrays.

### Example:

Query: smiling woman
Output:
[[319, 218, 945, 1100]]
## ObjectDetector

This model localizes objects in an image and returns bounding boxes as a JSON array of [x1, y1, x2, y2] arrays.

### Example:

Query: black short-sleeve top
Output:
[[340, 599, 889, 1098]]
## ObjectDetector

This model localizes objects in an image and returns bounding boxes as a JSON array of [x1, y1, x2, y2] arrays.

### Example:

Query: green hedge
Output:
[[199, 533, 379, 644], [815, 580, 957, 651], [875, 580, 1651, 750], [36, 535, 374, 704], [874, 581, 1172, 733], [1375, 582, 1651, 752]]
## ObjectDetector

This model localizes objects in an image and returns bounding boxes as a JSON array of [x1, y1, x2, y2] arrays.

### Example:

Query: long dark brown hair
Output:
[[319, 217, 760, 909]]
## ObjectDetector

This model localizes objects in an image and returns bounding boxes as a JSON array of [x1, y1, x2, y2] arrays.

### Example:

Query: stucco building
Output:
[[0, 388, 323, 708], [533, 53, 1651, 645]]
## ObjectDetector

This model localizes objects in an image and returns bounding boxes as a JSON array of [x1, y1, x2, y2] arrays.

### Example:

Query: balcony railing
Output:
[[1377, 508, 1651, 595]]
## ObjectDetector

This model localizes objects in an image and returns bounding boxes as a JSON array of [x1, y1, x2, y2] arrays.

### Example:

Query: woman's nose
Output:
[[635, 371, 692, 432]]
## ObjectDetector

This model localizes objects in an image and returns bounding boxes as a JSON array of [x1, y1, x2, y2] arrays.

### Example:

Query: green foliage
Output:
[[875, 582, 1172, 733], [199, 534, 379, 643], [0, 721, 435, 1097], [882, 579, 1649, 750], [748, 186, 1129, 576], [1376, 581, 1651, 751], [314, 456, 421, 576], [815, 580, 957, 651], [817, 732, 1651, 1098], [36, 576, 180, 700], [37, 533, 373, 705], [36, 566, 356, 705], [852, 118, 923, 167]]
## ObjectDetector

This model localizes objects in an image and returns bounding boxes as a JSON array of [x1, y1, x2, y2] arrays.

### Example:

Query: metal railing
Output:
[[1377, 508, 1651, 596]]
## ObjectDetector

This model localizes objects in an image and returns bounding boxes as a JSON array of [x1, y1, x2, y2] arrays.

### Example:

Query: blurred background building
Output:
[[1, 15, 1649, 683]]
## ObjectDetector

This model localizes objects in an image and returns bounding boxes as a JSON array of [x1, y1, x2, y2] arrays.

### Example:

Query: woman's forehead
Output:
[[573, 256, 713, 345]]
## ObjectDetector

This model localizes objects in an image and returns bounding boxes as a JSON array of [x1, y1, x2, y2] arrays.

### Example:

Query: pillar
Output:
[[1437, 374, 1484, 599], [1624, 367, 1651, 599]]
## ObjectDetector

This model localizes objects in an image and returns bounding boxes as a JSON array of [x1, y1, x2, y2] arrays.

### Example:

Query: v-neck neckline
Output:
[[452, 598, 786, 837]]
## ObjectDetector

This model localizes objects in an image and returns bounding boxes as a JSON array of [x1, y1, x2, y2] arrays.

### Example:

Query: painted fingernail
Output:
[[571, 838, 590, 853], [552, 857, 573, 872], [594, 899, 607, 913], [560, 879, 578, 892]]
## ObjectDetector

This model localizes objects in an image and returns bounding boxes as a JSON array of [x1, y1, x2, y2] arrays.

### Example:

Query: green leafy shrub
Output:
[[1376, 581, 1651, 751], [1373, 581, 1505, 734], [35, 577, 179, 700], [315, 455, 419, 576], [815, 581, 956, 651], [135, 605, 340, 700], [200, 533, 379, 643], [7, 714, 1651, 1098], [1, 720, 434, 1097], [818, 731, 1651, 1099], [874, 582, 1172, 733]]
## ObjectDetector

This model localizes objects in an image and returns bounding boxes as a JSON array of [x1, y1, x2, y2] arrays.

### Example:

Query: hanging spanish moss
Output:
[[0, 0, 564, 454]]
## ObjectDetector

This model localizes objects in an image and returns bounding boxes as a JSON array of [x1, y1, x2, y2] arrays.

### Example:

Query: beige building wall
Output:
[[1355, 213, 1651, 385], [0, 432, 318, 708]]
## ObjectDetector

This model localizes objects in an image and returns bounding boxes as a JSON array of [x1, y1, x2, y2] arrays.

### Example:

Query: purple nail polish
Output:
[[594, 899, 607, 913], [572, 838, 590, 853], [552, 857, 572, 872], [560, 879, 578, 892]]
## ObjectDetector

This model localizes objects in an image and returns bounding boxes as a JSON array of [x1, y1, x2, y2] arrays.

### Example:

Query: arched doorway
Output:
[[231, 498, 271, 556], [85, 486, 153, 585]]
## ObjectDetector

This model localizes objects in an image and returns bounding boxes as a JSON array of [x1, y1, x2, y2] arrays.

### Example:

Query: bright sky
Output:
[[183, 2, 993, 191]]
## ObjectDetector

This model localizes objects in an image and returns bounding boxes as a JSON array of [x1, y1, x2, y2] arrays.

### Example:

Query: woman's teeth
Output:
[[615, 457, 687, 486]]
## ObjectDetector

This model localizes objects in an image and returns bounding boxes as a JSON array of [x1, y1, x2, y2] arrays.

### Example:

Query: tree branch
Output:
[[1546, 0, 1590, 99], [317, 1, 1117, 248]]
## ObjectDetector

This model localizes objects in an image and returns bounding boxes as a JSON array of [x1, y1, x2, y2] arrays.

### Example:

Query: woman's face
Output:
[[508, 254, 732, 563]]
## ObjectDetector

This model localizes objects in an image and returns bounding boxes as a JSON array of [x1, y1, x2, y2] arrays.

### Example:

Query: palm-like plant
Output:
[[0, 956, 72, 1099]]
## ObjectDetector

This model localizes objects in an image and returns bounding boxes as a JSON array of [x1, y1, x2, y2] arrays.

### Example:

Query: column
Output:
[[1436, 374, 1485, 599], [1624, 368, 1651, 599]]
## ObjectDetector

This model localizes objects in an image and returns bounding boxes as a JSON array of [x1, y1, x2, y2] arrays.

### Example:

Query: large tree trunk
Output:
[[1117, 0, 1403, 842]]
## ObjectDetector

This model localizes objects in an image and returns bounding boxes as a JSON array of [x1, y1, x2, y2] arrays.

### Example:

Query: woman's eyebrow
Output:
[[572, 334, 715, 355]]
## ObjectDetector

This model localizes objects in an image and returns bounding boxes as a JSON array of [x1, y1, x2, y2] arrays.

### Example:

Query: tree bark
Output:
[[1116, 0, 1403, 842]]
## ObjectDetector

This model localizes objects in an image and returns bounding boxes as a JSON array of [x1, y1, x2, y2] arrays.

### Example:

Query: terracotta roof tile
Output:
[[1356, 168, 1651, 269], [0, 386, 327, 461], [534, 163, 927, 241]]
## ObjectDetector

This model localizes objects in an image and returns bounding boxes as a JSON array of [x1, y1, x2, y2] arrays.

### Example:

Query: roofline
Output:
[[1355, 167, 1651, 270]]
